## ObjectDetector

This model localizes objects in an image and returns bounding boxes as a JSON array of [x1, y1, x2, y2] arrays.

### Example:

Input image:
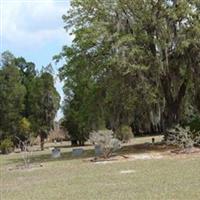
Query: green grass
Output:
[[1, 136, 200, 200]]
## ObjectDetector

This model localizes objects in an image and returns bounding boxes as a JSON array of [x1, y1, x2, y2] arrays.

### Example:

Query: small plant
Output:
[[15, 136, 33, 168], [165, 125, 194, 149], [90, 129, 121, 159], [0, 138, 14, 154], [115, 125, 133, 143]]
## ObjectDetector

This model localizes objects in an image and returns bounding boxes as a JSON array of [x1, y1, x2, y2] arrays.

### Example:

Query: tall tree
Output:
[[29, 71, 60, 150], [0, 54, 26, 142], [57, 0, 200, 137], [0, 51, 60, 151], [14, 57, 37, 118]]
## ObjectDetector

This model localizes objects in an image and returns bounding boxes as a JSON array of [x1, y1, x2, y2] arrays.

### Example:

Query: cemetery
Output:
[[1, 0, 200, 199], [1, 135, 200, 200]]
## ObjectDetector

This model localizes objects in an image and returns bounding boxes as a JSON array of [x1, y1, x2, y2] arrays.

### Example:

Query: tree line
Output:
[[0, 51, 60, 152], [54, 0, 200, 145]]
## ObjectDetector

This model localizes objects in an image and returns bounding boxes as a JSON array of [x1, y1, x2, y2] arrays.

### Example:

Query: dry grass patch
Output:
[[1, 135, 200, 200]]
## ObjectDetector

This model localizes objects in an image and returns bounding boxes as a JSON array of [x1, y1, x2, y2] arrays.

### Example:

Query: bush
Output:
[[0, 138, 14, 154], [89, 129, 121, 159], [188, 116, 200, 132], [165, 125, 194, 149], [191, 131, 200, 147], [115, 125, 133, 143]]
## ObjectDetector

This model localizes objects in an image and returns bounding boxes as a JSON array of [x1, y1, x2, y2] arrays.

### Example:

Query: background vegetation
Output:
[[54, 0, 200, 145], [0, 51, 60, 152]]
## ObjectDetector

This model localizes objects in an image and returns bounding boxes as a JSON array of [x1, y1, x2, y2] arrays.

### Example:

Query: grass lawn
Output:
[[1, 136, 200, 200]]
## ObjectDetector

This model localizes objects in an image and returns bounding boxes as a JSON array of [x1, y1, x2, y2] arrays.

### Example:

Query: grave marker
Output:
[[72, 148, 83, 156], [52, 147, 61, 158]]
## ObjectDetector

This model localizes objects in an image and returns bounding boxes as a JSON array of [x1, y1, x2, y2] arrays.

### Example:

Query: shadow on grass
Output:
[[7, 148, 95, 165], [44, 143, 92, 150], [7, 142, 175, 165], [119, 143, 175, 155]]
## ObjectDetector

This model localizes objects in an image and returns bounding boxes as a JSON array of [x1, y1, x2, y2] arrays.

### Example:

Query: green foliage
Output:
[[57, 0, 200, 137], [0, 63, 26, 140], [0, 51, 60, 150], [0, 138, 14, 154], [184, 115, 200, 146], [0, 51, 15, 67], [192, 131, 200, 147], [28, 71, 60, 149], [14, 56, 37, 118], [0, 51, 38, 147], [188, 116, 200, 132], [115, 125, 133, 143], [62, 117, 83, 145], [19, 117, 31, 136], [29, 72, 60, 132]]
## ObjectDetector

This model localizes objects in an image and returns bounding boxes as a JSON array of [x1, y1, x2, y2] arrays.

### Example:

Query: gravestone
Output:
[[95, 145, 102, 157], [72, 148, 83, 156], [52, 147, 61, 158]]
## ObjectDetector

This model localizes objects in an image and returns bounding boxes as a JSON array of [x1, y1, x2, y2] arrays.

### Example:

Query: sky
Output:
[[0, 0, 73, 120]]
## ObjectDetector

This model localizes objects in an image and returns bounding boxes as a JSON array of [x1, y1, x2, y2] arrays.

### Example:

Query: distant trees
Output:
[[0, 51, 60, 152], [55, 0, 200, 143], [0, 54, 26, 144]]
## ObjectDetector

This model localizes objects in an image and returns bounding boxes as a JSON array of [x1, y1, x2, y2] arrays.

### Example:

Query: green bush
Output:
[[191, 131, 200, 147], [0, 138, 14, 154], [115, 125, 133, 143], [184, 116, 200, 147], [188, 116, 200, 132]]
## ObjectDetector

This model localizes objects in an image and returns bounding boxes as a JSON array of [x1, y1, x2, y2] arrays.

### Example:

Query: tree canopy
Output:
[[55, 0, 200, 143], [0, 51, 60, 151]]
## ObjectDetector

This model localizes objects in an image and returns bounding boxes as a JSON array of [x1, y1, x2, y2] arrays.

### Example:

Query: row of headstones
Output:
[[51, 145, 102, 158], [52, 138, 156, 158]]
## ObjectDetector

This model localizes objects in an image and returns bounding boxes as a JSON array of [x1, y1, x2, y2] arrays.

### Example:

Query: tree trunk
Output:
[[164, 103, 180, 129], [40, 135, 45, 151], [78, 140, 85, 146], [20, 143, 25, 151], [161, 74, 188, 130], [71, 140, 78, 146]]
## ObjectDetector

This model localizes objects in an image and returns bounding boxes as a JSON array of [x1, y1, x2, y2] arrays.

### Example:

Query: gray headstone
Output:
[[72, 148, 83, 156], [95, 145, 102, 157], [52, 148, 61, 158]]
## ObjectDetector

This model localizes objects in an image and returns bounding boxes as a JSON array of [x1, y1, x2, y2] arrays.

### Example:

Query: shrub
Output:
[[89, 129, 121, 159], [165, 125, 194, 149], [115, 125, 133, 143], [188, 116, 200, 132], [191, 131, 200, 147], [0, 138, 14, 154]]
